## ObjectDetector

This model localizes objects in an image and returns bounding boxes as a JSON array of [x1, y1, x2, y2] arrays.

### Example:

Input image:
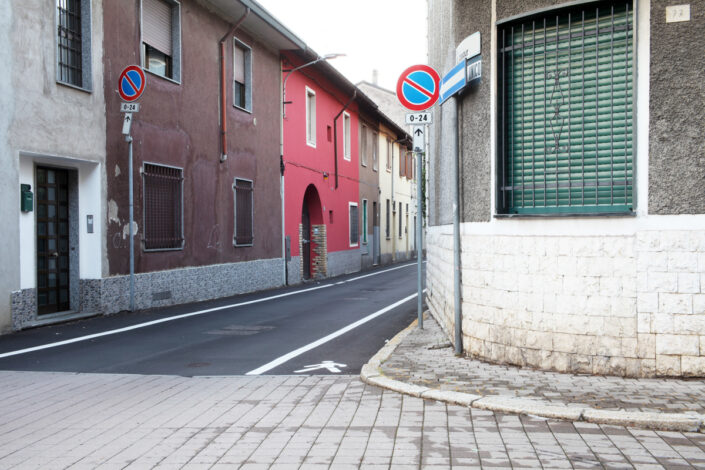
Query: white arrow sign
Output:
[[122, 113, 132, 136], [294, 361, 347, 374], [412, 126, 425, 155]]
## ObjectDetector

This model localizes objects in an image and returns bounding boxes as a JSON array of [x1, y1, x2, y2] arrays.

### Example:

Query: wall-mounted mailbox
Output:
[[20, 184, 33, 212]]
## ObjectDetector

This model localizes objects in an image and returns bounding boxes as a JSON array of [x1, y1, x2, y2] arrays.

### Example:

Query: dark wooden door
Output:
[[302, 203, 311, 280], [36, 167, 71, 315]]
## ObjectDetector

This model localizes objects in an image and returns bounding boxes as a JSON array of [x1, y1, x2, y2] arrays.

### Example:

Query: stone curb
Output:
[[360, 316, 705, 433]]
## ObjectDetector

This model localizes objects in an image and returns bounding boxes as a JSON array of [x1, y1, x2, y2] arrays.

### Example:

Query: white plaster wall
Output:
[[19, 154, 103, 289], [0, 1, 17, 332], [6, 0, 106, 327], [9, 0, 106, 160]]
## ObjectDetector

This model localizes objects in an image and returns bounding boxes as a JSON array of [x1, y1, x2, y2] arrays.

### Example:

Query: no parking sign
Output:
[[396, 65, 440, 111], [118, 65, 146, 102]]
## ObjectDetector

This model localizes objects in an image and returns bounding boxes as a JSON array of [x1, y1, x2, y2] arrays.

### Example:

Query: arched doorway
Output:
[[301, 185, 324, 279]]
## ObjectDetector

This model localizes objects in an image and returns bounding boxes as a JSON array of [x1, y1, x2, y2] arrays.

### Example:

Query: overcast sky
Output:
[[256, 0, 428, 91]]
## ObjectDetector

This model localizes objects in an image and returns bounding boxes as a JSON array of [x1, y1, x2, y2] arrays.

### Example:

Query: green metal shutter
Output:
[[498, 2, 633, 214]]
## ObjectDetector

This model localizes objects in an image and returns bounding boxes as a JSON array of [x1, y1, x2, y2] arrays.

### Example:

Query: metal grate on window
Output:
[[497, 2, 633, 214], [57, 0, 83, 87], [143, 163, 183, 250], [234, 179, 254, 246]]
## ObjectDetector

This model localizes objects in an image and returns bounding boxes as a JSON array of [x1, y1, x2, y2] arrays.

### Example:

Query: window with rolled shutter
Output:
[[143, 0, 172, 56], [497, 2, 633, 215]]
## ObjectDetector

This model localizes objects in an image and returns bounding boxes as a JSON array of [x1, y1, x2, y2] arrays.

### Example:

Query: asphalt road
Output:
[[0, 262, 421, 376]]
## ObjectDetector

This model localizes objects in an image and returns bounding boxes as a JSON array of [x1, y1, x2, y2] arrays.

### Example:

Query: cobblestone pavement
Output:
[[1, 371, 705, 469], [380, 316, 705, 415]]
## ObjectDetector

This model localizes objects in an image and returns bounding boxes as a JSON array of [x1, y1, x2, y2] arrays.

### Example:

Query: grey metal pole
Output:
[[453, 96, 462, 355], [126, 135, 135, 312], [416, 136, 424, 329]]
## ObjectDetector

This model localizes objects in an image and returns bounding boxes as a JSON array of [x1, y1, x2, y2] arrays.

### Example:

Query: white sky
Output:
[[256, 0, 428, 91]]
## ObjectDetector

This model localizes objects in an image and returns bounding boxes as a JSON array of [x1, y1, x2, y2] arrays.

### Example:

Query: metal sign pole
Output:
[[416, 128, 424, 329], [118, 65, 145, 313], [412, 125, 425, 329], [452, 96, 462, 355], [126, 134, 135, 312]]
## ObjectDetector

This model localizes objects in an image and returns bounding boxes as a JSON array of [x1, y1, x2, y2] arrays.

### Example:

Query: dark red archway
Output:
[[301, 185, 323, 279]]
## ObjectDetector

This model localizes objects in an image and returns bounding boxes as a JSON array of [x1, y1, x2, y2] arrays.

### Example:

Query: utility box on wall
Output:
[[20, 184, 33, 212]]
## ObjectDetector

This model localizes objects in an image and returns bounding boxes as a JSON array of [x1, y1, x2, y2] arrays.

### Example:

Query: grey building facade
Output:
[[427, 0, 705, 377]]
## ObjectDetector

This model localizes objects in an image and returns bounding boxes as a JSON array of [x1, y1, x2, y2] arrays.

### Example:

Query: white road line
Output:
[[245, 292, 418, 376], [0, 263, 417, 360]]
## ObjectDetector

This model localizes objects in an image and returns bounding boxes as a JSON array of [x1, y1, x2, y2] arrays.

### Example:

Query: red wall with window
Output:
[[282, 53, 361, 258]]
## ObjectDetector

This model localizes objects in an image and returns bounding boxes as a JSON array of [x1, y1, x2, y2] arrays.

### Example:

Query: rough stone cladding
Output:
[[11, 258, 283, 328], [328, 250, 362, 278], [101, 258, 283, 313], [426, 225, 705, 377], [649, 0, 705, 214]]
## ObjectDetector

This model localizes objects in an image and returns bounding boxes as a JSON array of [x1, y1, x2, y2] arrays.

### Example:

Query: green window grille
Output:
[[497, 2, 633, 215]]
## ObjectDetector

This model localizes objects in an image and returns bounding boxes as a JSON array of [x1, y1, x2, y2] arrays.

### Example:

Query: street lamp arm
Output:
[[282, 53, 344, 118]]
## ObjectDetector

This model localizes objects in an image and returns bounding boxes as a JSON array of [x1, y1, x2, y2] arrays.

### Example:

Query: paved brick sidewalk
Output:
[[2, 371, 705, 469], [380, 315, 705, 415]]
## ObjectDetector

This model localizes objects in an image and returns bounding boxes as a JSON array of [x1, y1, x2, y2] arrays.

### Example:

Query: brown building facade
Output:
[[100, 0, 304, 312]]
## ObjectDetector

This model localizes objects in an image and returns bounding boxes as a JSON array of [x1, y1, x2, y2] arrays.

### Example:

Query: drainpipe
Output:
[[333, 90, 357, 189], [219, 8, 250, 163]]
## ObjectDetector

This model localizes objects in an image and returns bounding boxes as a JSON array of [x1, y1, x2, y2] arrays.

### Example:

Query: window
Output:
[[372, 132, 379, 171], [497, 2, 633, 215], [398, 202, 402, 238], [385, 199, 390, 239], [143, 163, 183, 250], [386, 139, 393, 171], [56, 0, 92, 90], [406, 153, 414, 180], [361, 199, 368, 244], [306, 87, 316, 146], [233, 39, 252, 112], [142, 0, 181, 82], [399, 149, 405, 177], [343, 112, 351, 160], [360, 125, 368, 166], [349, 202, 359, 247], [233, 178, 254, 246]]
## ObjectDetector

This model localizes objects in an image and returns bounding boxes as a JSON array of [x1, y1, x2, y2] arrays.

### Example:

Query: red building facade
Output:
[[282, 52, 366, 282]]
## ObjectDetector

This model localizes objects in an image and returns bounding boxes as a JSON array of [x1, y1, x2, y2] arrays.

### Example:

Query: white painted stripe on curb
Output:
[[0, 263, 418, 360], [246, 292, 418, 376]]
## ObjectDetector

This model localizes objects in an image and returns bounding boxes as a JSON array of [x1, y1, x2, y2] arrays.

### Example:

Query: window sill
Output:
[[233, 104, 252, 114], [144, 67, 181, 85], [56, 80, 92, 94], [233, 242, 254, 247], [143, 246, 184, 252], [494, 211, 636, 219], [306, 141, 316, 149]]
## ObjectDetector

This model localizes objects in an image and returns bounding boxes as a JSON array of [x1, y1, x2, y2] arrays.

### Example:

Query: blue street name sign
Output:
[[439, 61, 467, 105], [439, 56, 482, 105]]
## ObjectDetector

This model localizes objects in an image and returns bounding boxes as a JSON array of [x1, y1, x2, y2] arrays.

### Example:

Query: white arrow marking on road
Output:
[[294, 361, 347, 374], [246, 291, 420, 375]]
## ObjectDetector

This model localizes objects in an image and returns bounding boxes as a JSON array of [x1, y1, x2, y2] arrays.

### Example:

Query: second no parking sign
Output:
[[396, 65, 440, 111]]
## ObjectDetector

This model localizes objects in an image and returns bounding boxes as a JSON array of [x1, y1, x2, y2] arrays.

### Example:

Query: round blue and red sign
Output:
[[396, 65, 440, 111], [118, 65, 146, 102]]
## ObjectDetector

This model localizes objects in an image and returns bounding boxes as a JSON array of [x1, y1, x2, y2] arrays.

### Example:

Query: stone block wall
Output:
[[426, 225, 705, 377], [11, 258, 284, 329]]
